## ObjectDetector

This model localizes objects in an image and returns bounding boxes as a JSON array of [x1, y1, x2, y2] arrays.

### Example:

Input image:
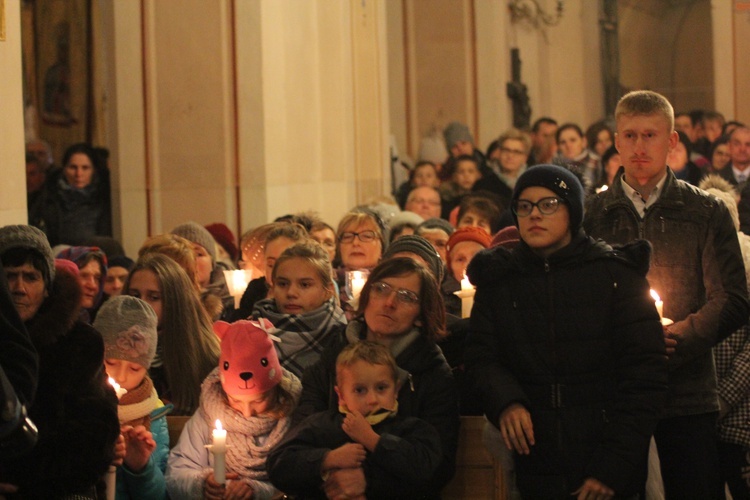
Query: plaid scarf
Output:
[[253, 297, 346, 378]]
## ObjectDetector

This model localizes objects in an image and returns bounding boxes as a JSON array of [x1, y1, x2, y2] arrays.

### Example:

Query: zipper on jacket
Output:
[[660, 216, 666, 233], [408, 373, 414, 392]]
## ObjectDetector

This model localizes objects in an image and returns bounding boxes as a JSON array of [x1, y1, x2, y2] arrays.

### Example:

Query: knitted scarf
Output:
[[118, 376, 161, 429], [253, 297, 347, 378], [199, 368, 302, 483]]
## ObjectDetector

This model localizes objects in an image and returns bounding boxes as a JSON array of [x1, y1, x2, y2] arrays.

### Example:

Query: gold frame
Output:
[[0, 0, 6, 41]]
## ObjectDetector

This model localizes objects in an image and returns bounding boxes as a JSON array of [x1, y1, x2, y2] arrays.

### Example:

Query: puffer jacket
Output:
[[584, 167, 749, 417], [465, 233, 668, 498], [115, 405, 170, 499], [293, 321, 460, 497]]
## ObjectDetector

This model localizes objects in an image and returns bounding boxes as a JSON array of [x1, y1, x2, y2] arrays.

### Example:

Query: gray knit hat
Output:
[[443, 122, 474, 150], [383, 234, 445, 284], [0, 225, 55, 285], [171, 221, 217, 264], [94, 295, 158, 369], [417, 218, 455, 237]]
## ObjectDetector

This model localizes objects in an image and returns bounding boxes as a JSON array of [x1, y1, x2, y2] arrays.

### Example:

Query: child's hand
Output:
[[225, 475, 254, 500], [121, 425, 156, 473], [342, 410, 380, 451], [112, 433, 126, 466], [205, 473, 252, 500], [323, 443, 366, 470]]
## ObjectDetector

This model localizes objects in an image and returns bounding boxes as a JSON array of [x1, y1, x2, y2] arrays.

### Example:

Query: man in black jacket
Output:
[[585, 90, 749, 499]]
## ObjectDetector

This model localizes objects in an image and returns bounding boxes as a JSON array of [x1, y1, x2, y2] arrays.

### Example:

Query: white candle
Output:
[[454, 274, 476, 319], [461, 274, 473, 292], [108, 377, 127, 399], [212, 419, 227, 484], [650, 289, 664, 320], [350, 271, 366, 299], [224, 269, 253, 309]]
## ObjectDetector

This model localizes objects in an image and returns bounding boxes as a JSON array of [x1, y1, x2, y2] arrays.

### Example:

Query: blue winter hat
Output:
[[511, 164, 585, 232]]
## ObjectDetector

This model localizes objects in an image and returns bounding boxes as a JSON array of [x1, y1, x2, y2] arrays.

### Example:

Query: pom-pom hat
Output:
[[511, 164, 585, 232]]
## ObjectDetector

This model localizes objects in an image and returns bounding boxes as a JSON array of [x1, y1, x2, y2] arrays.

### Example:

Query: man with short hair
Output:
[[585, 90, 749, 499], [527, 117, 558, 165], [728, 127, 750, 233], [405, 186, 442, 220]]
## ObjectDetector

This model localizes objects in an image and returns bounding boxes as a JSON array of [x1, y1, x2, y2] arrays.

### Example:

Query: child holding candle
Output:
[[267, 341, 442, 498], [94, 295, 171, 499], [166, 319, 302, 499], [253, 242, 347, 378]]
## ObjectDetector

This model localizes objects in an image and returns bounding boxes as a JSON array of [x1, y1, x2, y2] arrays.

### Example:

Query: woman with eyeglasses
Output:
[[465, 164, 668, 499], [290, 257, 460, 499]]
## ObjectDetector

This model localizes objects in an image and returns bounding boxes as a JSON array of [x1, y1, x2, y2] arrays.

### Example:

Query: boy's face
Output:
[[105, 358, 147, 392], [336, 360, 397, 416], [413, 165, 439, 188], [615, 113, 677, 187]]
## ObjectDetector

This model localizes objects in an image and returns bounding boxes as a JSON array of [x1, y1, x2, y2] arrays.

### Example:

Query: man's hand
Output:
[[663, 325, 680, 356], [572, 477, 614, 500], [499, 403, 535, 454], [323, 467, 366, 500], [323, 443, 366, 470]]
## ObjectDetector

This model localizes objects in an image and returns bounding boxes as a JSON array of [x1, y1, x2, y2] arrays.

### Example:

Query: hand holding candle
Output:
[[211, 419, 227, 484], [454, 274, 476, 319], [650, 289, 673, 326]]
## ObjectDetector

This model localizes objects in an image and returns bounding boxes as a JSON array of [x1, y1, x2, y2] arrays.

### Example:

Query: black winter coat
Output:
[[0, 268, 120, 498], [465, 233, 668, 498], [293, 321, 459, 497]]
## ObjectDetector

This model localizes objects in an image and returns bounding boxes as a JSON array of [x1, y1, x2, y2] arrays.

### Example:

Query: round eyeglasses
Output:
[[370, 281, 420, 306], [513, 197, 564, 217]]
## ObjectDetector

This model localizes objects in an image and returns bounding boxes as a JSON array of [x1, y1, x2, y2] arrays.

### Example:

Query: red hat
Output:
[[213, 319, 282, 397], [446, 227, 491, 267], [205, 223, 239, 261], [490, 225, 521, 250]]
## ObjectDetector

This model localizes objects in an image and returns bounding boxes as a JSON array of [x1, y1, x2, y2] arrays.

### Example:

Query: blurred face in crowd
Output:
[[192, 243, 213, 288], [594, 129, 614, 157], [64, 153, 95, 189], [729, 128, 750, 170], [704, 119, 724, 144], [667, 141, 689, 172], [457, 210, 493, 236], [338, 222, 382, 270], [674, 115, 695, 142], [711, 143, 731, 171], [605, 152, 622, 185], [419, 229, 450, 264], [449, 240, 483, 282], [5, 262, 47, 322], [79, 259, 102, 309], [128, 269, 163, 326], [412, 164, 440, 188], [264, 236, 296, 285], [104, 266, 129, 297], [498, 139, 527, 175], [453, 159, 481, 191], [405, 187, 441, 220], [26, 160, 46, 193], [310, 227, 337, 264], [450, 140, 474, 158], [557, 128, 586, 160]]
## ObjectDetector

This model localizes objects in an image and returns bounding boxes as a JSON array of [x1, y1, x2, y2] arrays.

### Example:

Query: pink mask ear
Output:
[[213, 321, 231, 340]]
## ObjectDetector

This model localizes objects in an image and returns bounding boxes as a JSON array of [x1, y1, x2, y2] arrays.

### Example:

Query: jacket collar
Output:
[[605, 166, 687, 211]]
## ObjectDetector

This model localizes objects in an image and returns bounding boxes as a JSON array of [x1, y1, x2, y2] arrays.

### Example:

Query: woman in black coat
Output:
[[465, 165, 668, 499], [292, 258, 459, 499]]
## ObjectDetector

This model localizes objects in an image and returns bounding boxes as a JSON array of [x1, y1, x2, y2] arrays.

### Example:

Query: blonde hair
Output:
[[615, 90, 674, 131], [125, 253, 220, 414], [497, 128, 531, 154], [138, 234, 199, 291], [335, 340, 398, 386]]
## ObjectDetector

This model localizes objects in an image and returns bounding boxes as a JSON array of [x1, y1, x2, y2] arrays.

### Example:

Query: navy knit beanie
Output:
[[511, 164, 585, 232]]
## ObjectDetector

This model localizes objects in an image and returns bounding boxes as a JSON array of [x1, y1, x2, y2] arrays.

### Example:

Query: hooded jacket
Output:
[[585, 168, 749, 417], [1, 267, 120, 498], [465, 233, 668, 498]]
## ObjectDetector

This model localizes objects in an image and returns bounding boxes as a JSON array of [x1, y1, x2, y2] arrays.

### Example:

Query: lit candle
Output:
[[349, 271, 367, 300], [211, 419, 227, 484], [454, 274, 476, 319], [108, 377, 127, 399], [650, 289, 664, 320], [224, 270, 253, 309]]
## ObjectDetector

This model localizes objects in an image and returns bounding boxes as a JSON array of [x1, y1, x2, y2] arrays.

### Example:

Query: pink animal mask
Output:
[[213, 319, 282, 397]]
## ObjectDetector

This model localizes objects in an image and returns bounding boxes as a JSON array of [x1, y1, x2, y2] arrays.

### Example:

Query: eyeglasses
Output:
[[339, 230, 378, 243], [513, 197, 564, 217], [410, 198, 441, 206], [500, 147, 527, 156], [370, 281, 420, 305]]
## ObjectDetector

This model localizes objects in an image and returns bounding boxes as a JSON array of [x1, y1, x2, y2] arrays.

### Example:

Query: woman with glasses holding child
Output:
[[465, 165, 668, 499], [292, 257, 460, 499]]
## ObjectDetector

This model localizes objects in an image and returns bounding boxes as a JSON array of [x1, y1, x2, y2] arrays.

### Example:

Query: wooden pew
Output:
[[442, 416, 508, 500], [167, 415, 190, 448]]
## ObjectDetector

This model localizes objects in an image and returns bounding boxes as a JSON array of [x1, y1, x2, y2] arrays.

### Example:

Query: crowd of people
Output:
[[1, 89, 749, 499]]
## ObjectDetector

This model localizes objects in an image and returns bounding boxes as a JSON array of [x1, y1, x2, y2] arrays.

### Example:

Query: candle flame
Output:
[[650, 289, 661, 302], [108, 377, 120, 392], [215, 419, 223, 431], [351, 270, 362, 280]]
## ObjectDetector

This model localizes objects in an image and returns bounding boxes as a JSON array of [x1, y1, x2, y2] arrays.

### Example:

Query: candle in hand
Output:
[[350, 271, 367, 299], [650, 289, 664, 320], [212, 419, 227, 484], [108, 377, 127, 399]]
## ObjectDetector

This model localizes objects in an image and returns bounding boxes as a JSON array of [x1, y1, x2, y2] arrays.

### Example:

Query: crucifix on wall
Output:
[[506, 47, 531, 130]]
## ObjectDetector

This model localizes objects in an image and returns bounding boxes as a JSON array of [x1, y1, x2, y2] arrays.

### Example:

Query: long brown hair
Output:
[[356, 257, 446, 341], [126, 253, 220, 413]]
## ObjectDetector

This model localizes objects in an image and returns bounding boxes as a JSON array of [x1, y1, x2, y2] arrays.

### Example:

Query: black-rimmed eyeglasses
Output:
[[339, 230, 378, 243], [513, 197, 564, 217]]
